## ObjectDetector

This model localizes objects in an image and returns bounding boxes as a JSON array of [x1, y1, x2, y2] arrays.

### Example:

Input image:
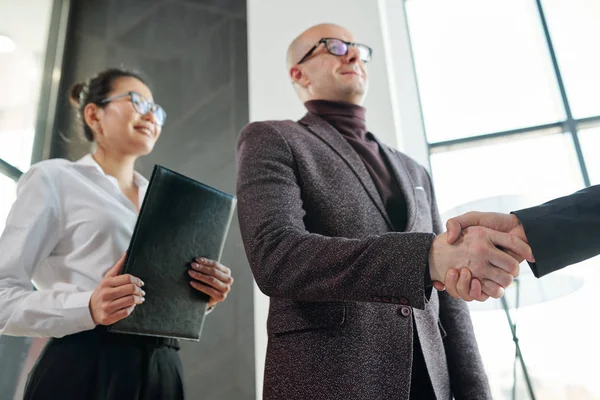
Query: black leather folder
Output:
[[108, 165, 236, 341]]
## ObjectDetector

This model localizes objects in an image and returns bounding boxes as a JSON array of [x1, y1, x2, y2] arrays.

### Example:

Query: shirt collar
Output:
[[74, 154, 149, 190]]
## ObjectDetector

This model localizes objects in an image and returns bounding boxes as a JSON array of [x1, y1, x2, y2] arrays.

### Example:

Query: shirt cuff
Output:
[[63, 290, 96, 332]]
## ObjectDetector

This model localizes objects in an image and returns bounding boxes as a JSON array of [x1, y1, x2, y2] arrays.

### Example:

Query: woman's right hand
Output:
[[89, 253, 145, 325]]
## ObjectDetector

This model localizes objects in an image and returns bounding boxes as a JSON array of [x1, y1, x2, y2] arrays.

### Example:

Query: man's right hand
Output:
[[428, 227, 532, 299], [89, 253, 145, 325], [446, 212, 529, 248], [436, 212, 535, 301]]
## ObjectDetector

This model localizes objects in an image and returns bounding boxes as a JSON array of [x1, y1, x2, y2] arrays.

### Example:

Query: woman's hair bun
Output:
[[69, 82, 85, 107]]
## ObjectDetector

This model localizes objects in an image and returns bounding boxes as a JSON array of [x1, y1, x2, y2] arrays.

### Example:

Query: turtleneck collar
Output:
[[304, 99, 368, 140]]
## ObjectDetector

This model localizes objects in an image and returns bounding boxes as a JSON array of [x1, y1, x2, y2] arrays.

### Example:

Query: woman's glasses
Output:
[[101, 91, 167, 126]]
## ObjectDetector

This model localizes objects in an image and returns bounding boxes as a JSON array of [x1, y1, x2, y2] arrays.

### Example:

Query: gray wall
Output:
[[51, 0, 254, 398]]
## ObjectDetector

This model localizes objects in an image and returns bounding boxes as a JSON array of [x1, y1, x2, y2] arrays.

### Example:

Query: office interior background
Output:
[[0, 0, 598, 399]]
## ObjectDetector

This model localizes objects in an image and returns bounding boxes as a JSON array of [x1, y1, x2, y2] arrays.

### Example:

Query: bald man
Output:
[[235, 24, 521, 399]]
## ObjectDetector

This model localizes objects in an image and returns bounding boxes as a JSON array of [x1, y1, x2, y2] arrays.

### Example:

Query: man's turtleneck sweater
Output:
[[304, 99, 435, 399], [304, 100, 407, 232]]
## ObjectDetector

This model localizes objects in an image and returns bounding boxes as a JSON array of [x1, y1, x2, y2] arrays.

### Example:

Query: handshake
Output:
[[428, 211, 533, 302]]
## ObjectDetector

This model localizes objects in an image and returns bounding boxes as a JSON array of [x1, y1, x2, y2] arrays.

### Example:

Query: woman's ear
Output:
[[83, 103, 103, 138]]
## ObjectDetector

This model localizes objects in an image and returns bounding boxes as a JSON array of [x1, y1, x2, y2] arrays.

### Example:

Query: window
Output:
[[0, 1, 54, 174], [542, 0, 600, 119], [406, 0, 600, 398], [579, 127, 600, 185], [405, 0, 565, 144], [0, 174, 17, 233], [430, 132, 583, 213], [0, 1, 65, 399]]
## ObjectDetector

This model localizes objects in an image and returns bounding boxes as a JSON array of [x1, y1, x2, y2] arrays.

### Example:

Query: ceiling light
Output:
[[0, 35, 16, 54]]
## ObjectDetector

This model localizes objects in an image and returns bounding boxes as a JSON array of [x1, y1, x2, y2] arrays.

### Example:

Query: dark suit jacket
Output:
[[236, 112, 491, 400], [513, 184, 600, 278]]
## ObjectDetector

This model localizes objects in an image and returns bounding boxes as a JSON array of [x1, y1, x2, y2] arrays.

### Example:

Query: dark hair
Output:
[[69, 68, 149, 142]]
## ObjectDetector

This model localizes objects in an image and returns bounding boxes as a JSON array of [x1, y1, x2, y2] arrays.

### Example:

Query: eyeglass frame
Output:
[[296, 37, 373, 65], [100, 91, 167, 126]]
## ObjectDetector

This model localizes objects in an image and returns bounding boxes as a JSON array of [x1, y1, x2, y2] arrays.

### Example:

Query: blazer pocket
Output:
[[267, 303, 346, 336], [414, 189, 433, 229]]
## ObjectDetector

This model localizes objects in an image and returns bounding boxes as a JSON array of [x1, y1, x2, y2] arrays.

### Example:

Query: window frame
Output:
[[0, 0, 71, 183], [405, 0, 600, 188]]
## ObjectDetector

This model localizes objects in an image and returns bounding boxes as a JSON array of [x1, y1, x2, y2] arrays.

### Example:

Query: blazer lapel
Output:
[[299, 113, 394, 230], [371, 135, 419, 232]]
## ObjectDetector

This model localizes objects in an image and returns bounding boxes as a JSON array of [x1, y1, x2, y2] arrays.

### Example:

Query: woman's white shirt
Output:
[[0, 154, 148, 338]]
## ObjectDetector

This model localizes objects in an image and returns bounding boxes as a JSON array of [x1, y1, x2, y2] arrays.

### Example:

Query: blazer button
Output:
[[399, 306, 411, 317], [390, 297, 400, 304], [373, 296, 382, 302], [381, 296, 390, 303], [399, 297, 410, 306]]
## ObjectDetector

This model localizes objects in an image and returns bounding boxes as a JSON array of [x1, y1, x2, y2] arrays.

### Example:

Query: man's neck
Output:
[[304, 99, 368, 139]]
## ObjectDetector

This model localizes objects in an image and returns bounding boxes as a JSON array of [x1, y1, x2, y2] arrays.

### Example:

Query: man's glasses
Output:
[[297, 38, 372, 65], [100, 91, 167, 126]]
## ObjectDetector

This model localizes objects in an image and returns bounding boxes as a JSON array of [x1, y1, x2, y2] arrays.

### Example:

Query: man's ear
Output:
[[290, 65, 310, 88]]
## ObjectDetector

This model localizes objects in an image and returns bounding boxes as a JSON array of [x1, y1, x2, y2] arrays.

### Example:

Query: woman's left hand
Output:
[[188, 257, 233, 308]]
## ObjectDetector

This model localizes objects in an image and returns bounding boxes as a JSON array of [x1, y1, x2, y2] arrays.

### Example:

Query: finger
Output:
[[446, 212, 482, 244], [188, 270, 230, 292], [103, 305, 136, 325], [445, 219, 463, 244], [489, 231, 533, 266], [103, 283, 145, 302], [105, 295, 144, 314], [191, 262, 233, 284], [432, 281, 446, 291], [488, 247, 521, 278], [190, 280, 227, 302], [468, 278, 489, 302], [195, 258, 232, 276], [105, 253, 127, 278], [480, 260, 514, 289], [503, 249, 523, 262], [456, 268, 474, 301], [444, 269, 461, 299], [105, 273, 144, 288], [481, 279, 505, 299]]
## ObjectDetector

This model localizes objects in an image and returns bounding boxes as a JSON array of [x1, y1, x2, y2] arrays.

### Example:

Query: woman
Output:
[[0, 68, 234, 399]]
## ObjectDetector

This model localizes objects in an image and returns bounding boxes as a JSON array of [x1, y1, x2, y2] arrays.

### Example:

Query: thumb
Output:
[[445, 219, 462, 244], [446, 212, 481, 244], [105, 253, 127, 278], [433, 281, 446, 291]]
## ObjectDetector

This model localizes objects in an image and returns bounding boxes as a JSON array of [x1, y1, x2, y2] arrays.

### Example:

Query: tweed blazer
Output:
[[236, 112, 492, 400]]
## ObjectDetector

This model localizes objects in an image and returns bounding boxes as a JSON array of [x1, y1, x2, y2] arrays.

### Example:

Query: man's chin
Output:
[[341, 85, 367, 103]]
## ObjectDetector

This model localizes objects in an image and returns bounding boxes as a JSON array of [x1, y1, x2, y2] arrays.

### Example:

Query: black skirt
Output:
[[23, 327, 184, 400]]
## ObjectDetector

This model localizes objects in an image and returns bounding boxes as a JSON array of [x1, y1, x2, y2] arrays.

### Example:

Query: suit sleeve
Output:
[[512, 184, 600, 278], [236, 122, 436, 308], [423, 168, 492, 399]]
